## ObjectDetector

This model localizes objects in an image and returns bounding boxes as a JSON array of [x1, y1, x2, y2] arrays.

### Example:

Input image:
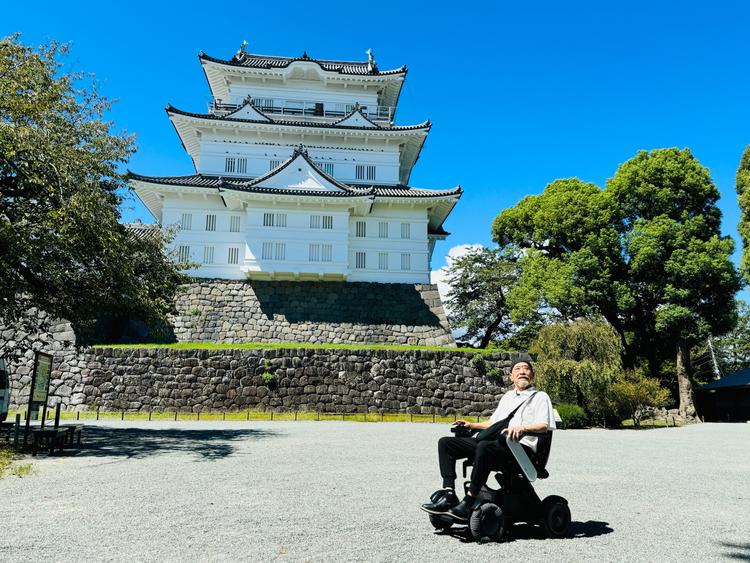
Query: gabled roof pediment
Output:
[[224, 98, 272, 122], [247, 147, 353, 193], [333, 105, 380, 128]]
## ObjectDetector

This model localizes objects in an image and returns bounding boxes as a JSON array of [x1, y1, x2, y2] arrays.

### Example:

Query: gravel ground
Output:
[[1, 420, 748, 562]]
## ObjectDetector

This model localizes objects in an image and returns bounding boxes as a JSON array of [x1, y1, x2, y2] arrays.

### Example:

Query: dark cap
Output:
[[510, 357, 534, 373]]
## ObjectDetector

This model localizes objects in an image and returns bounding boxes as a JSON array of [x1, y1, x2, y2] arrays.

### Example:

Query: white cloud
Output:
[[430, 244, 484, 310]]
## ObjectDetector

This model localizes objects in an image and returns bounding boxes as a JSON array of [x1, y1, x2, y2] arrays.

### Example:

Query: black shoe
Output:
[[421, 489, 459, 514], [448, 495, 480, 521]]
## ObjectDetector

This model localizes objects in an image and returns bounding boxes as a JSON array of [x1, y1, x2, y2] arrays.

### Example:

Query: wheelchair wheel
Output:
[[469, 502, 504, 543], [541, 496, 571, 538], [429, 514, 453, 531]]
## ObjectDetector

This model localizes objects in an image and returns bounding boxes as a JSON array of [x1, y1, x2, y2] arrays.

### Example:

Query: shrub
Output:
[[555, 403, 588, 429], [609, 371, 671, 427]]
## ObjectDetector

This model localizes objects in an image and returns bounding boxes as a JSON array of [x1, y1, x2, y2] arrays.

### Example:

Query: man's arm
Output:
[[454, 419, 493, 431], [504, 422, 548, 441]]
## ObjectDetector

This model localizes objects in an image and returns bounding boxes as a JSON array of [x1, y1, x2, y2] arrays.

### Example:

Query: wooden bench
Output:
[[59, 424, 83, 446], [31, 428, 68, 456]]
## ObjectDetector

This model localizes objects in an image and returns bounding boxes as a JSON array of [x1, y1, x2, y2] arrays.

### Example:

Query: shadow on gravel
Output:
[[60, 426, 280, 461], [437, 520, 613, 543], [720, 542, 750, 561]]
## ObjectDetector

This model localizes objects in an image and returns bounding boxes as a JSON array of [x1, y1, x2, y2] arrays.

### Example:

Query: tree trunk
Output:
[[676, 340, 696, 418], [479, 316, 503, 349]]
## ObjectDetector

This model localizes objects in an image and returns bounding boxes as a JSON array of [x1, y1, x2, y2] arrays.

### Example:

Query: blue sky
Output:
[[6, 0, 750, 275]]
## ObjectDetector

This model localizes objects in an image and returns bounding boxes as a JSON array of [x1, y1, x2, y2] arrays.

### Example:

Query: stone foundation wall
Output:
[[14, 347, 512, 416], [171, 280, 455, 347]]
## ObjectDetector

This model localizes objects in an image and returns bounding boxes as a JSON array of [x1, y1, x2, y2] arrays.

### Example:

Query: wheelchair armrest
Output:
[[505, 434, 538, 482]]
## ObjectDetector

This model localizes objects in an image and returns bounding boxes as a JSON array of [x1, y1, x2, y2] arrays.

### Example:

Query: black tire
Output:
[[541, 496, 571, 538], [429, 514, 453, 531], [469, 502, 504, 543]]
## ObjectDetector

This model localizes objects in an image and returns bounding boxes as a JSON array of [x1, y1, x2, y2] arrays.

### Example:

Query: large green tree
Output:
[[0, 36, 186, 354], [493, 149, 741, 417], [444, 247, 523, 348], [736, 145, 750, 282]]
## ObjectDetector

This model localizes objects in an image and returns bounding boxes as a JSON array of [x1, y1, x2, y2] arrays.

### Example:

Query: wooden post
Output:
[[121, 410, 125, 421], [148, 410, 152, 421], [174, 411, 177, 421], [96, 406, 100, 421], [54, 403, 61, 428], [13, 413, 21, 449]]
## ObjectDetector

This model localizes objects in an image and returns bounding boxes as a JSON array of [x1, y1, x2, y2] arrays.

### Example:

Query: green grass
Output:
[[621, 417, 684, 428], [0, 446, 33, 479], [94, 341, 501, 354]]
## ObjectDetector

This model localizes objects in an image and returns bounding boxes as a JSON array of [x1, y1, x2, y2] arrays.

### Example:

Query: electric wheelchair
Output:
[[427, 426, 571, 543]]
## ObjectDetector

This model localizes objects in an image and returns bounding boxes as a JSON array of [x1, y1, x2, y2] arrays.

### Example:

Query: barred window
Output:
[[378, 222, 388, 239], [309, 244, 321, 262], [269, 159, 280, 170], [225, 157, 236, 173], [178, 245, 190, 263], [355, 251, 366, 269], [401, 223, 411, 239], [205, 214, 216, 231], [263, 213, 274, 227], [261, 242, 273, 260], [355, 164, 375, 181], [315, 161, 334, 175], [355, 220, 366, 238], [203, 246, 214, 264], [274, 242, 286, 261], [401, 253, 411, 271], [378, 252, 388, 270], [228, 247, 239, 265], [322, 215, 333, 229], [180, 213, 192, 231], [230, 215, 241, 232], [310, 215, 321, 229], [275, 213, 287, 227], [237, 158, 247, 174], [321, 244, 333, 262]]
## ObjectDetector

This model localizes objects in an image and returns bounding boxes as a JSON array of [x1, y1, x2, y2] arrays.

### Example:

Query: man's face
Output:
[[510, 362, 534, 391]]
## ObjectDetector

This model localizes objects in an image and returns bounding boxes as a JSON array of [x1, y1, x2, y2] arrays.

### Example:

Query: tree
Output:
[[444, 247, 524, 348], [0, 36, 186, 355], [709, 300, 750, 375], [493, 149, 741, 417], [529, 319, 624, 425], [736, 145, 750, 283]]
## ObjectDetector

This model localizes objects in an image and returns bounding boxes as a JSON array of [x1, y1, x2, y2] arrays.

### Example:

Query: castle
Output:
[[129, 44, 461, 284]]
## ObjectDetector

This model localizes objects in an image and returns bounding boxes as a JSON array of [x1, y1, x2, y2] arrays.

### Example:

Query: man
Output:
[[421, 358, 556, 521]]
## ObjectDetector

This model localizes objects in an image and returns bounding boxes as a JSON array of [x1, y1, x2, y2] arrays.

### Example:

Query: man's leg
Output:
[[468, 439, 508, 496], [438, 436, 477, 489], [422, 436, 476, 514]]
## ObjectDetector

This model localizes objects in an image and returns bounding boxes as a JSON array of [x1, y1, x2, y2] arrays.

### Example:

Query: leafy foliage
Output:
[[609, 371, 671, 427], [0, 36, 187, 354], [493, 148, 741, 416], [735, 146, 750, 282], [709, 300, 750, 375], [444, 247, 526, 348], [555, 403, 588, 429], [530, 319, 624, 425]]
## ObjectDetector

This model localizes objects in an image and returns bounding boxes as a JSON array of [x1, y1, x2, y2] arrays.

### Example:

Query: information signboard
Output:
[[31, 352, 53, 403]]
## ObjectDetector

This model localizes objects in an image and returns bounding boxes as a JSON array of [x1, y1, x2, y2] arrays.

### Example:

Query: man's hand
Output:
[[503, 425, 525, 441], [453, 419, 472, 430]]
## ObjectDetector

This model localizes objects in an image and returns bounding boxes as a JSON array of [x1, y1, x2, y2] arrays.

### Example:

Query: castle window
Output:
[[309, 244, 320, 262], [263, 213, 274, 227], [401, 223, 411, 239], [378, 222, 388, 238], [178, 245, 190, 263], [237, 158, 247, 174], [228, 247, 239, 265], [322, 244, 333, 262], [356, 165, 376, 181], [401, 253, 411, 271], [261, 242, 273, 260], [274, 242, 286, 261], [230, 216, 241, 232], [310, 215, 321, 229], [275, 213, 287, 227], [314, 161, 334, 175], [269, 159, 280, 170], [256, 98, 274, 111], [180, 213, 192, 231], [355, 251, 366, 269], [205, 214, 216, 231], [322, 215, 333, 229], [378, 252, 388, 270], [203, 246, 214, 264], [355, 220, 366, 238], [225, 157, 236, 173]]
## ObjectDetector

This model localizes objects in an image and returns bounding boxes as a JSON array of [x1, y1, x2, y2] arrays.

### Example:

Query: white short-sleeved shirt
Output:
[[488, 387, 556, 451]]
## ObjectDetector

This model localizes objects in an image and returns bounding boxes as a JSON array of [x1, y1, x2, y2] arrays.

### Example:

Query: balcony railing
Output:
[[209, 98, 394, 124]]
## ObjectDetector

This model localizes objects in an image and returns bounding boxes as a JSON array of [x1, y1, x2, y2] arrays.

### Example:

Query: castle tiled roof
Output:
[[199, 52, 407, 76], [166, 104, 429, 132]]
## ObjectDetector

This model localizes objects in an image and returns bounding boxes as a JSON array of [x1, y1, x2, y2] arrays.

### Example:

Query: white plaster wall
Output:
[[197, 139, 401, 184], [161, 194, 432, 283], [225, 81, 380, 111]]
